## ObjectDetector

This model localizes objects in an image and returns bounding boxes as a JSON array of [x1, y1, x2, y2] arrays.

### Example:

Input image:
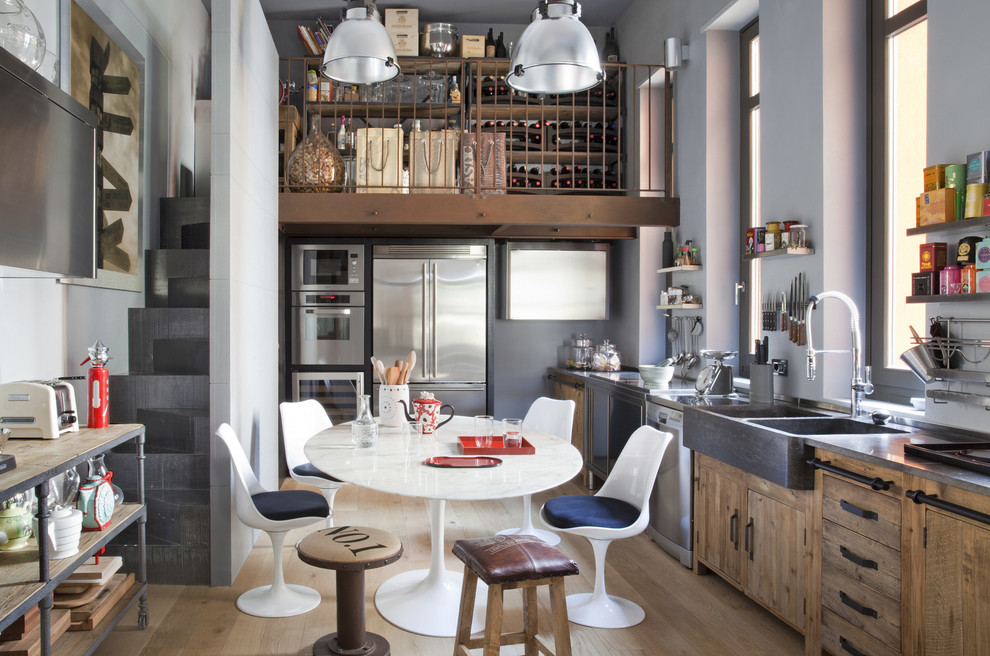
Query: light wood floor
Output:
[[92, 477, 804, 655]]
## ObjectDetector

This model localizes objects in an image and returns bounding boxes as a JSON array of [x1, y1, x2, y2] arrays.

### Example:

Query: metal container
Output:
[[420, 23, 458, 57]]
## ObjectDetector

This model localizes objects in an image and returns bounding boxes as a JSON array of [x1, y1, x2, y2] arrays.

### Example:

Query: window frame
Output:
[[738, 18, 760, 372], [866, 0, 928, 402]]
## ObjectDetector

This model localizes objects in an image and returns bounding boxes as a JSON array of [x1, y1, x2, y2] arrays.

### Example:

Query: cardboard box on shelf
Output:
[[384, 8, 418, 30], [912, 271, 938, 296], [386, 29, 418, 56], [461, 35, 485, 58], [966, 150, 990, 184], [918, 188, 956, 226]]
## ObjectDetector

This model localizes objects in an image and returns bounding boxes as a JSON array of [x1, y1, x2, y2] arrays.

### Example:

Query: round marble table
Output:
[[304, 415, 583, 637]]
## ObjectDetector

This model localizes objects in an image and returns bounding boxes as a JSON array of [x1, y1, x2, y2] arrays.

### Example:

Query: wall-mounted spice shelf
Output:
[[906, 214, 990, 237], [906, 293, 990, 304], [657, 264, 702, 274], [742, 247, 814, 261], [656, 303, 703, 310]]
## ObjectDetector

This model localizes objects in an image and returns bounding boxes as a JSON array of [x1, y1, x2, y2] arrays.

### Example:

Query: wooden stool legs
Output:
[[453, 570, 573, 656]]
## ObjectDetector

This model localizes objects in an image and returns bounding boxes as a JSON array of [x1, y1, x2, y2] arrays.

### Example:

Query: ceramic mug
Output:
[[378, 385, 409, 427]]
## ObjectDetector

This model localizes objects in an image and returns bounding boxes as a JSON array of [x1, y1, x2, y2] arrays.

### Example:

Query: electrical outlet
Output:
[[772, 359, 788, 376]]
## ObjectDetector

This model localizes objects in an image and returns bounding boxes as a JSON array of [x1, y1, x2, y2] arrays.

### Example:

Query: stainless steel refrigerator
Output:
[[372, 244, 488, 415]]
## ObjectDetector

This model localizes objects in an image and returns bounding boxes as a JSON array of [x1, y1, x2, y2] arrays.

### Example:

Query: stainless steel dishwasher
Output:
[[645, 398, 693, 568]]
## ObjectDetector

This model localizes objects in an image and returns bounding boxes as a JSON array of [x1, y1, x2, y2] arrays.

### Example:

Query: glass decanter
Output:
[[0, 0, 45, 70], [286, 112, 345, 192], [86, 453, 124, 506], [351, 394, 378, 448]]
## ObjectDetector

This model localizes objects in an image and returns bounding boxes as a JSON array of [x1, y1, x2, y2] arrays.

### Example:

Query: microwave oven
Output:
[[291, 244, 365, 292]]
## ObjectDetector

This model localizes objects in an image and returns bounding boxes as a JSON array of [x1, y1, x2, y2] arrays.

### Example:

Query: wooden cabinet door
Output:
[[746, 490, 807, 631], [924, 508, 990, 656], [551, 379, 584, 455], [695, 457, 743, 585]]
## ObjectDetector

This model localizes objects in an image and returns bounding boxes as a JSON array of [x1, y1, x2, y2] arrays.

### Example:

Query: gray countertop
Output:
[[549, 367, 990, 496]]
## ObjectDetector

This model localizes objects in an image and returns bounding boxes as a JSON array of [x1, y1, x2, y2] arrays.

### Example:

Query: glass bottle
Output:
[[448, 75, 461, 104], [86, 453, 124, 506], [286, 113, 345, 192], [351, 394, 378, 448]]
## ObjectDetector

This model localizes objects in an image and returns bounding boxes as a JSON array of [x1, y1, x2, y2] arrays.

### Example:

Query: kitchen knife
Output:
[[789, 279, 796, 342], [780, 290, 788, 332], [799, 273, 807, 346]]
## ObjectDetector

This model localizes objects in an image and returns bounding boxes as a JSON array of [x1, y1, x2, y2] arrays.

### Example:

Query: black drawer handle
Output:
[[840, 636, 868, 656], [839, 591, 878, 618], [744, 518, 754, 561], [839, 545, 878, 570], [840, 499, 878, 521], [906, 490, 990, 527], [729, 509, 739, 550], [808, 458, 893, 491]]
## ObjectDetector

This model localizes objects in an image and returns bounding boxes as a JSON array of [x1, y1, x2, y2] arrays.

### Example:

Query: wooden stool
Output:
[[452, 535, 579, 656], [297, 526, 403, 656]]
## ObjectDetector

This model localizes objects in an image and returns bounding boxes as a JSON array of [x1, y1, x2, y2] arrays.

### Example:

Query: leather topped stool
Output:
[[452, 535, 579, 656], [297, 526, 403, 656]]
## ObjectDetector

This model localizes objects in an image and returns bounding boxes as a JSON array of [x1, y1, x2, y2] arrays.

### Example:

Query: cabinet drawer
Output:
[[822, 608, 899, 656], [823, 475, 901, 550], [822, 520, 901, 601], [822, 566, 900, 649]]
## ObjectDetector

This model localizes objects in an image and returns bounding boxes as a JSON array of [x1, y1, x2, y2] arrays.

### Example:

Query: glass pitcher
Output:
[[351, 394, 378, 448]]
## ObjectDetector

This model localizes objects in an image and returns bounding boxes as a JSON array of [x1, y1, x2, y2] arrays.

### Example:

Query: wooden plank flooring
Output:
[[91, 478, 804, 655]]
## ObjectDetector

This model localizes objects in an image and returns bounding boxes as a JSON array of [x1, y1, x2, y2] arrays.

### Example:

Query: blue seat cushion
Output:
[[252, 490, 329, 521], [292, 462, 343, 483], [543, 495, 640, 530]]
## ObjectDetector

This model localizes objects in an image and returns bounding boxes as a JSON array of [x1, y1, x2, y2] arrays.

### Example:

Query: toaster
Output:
[[0, 380, 80, 439]]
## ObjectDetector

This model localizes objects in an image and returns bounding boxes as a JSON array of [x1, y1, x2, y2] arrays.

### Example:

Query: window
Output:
[[868, 0, 927, 400], [739, 20, 760, 364]]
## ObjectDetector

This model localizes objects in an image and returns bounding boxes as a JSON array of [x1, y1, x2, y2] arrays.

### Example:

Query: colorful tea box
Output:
[[912, 271, 938, 296], [919, 188, 956, 225], [976, 238, 990, 270], [966, 151, 990, 184], [924, 164, 945, 191], [920, 242, 947, 271]]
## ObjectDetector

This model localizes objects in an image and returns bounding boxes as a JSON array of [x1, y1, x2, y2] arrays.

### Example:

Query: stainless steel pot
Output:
[[420, 23, 458, 57]]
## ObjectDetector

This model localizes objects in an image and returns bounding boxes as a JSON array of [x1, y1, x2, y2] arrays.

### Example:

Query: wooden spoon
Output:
[[406, 351, 416, 382], [370, 357, 382, 383]]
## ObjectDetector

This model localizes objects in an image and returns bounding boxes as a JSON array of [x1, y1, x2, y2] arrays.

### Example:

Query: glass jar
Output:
[[788, 224, 808, 250], [286, 113, 345, 192], [351, 394, 378, 448], [0, 0, 45, 70]]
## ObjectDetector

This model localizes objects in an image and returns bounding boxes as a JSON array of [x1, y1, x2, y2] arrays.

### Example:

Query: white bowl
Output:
[[639, 364, 675, 387]]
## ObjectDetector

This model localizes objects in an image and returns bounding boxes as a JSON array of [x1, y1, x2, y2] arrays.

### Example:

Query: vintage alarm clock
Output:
[[77, 475, 114, 531]]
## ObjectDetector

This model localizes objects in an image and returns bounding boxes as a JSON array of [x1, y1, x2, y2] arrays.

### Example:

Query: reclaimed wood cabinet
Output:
[[0, 425, 147, 655], [548, 369, 587, 487], [694, 453, 811, 632]]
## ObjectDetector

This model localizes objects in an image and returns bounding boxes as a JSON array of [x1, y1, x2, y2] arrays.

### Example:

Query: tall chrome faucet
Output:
[[805, 290, 873, 418]]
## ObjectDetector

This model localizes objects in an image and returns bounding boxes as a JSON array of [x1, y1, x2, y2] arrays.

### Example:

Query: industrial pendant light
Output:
[[321, 0, 399, 85], [505, 0, 604, 95]]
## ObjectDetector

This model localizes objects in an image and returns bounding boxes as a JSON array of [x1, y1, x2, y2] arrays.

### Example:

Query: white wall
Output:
[[209, 0, 279, 586]]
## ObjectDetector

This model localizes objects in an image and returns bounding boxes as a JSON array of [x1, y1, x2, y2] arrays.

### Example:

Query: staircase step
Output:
[[145, 250, 208, 307], [152, 338, 209, 375], [168, 276, 209, 308], [109, 374, 208, 423], [128, 308, 208, 374], [181, 222, 210, 249], [160, 196, 209, 249], [132, 407, 210, 454]]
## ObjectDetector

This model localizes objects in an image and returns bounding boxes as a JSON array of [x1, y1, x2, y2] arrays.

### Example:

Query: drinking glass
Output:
[[503, 418, 523, 449], [474, 415, 494, 448]]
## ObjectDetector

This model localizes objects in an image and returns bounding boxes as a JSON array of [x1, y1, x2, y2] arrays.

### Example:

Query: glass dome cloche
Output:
[[0, 0, 46, 71]]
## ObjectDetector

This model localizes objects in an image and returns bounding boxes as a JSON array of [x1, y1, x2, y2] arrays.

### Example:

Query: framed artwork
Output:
[[64, 0, 142, 291]]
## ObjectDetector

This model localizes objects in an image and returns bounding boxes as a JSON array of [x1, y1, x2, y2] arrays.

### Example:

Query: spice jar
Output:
[[788, 224, 808, 250]]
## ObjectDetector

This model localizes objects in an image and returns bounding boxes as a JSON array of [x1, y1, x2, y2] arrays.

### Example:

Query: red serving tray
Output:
[[458, 435, 536, 455]]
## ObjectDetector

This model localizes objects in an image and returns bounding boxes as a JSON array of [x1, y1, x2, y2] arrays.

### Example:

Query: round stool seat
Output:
[[297, 526, 403, 656], [298, 526, 402, 571]]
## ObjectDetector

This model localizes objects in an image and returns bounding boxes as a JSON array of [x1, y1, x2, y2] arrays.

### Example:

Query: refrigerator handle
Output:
[[422, 262, 429, 379], [432, 261, 439, 377]]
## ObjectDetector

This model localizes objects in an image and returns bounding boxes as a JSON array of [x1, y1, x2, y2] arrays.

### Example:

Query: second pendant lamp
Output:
[[505, 0, 604, 95]]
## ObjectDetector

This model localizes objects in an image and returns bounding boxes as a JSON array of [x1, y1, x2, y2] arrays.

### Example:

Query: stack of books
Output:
[[297, 18, 332, 55]]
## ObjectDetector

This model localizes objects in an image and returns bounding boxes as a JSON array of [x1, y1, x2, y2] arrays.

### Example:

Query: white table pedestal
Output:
[[374, 499, 486, 637]]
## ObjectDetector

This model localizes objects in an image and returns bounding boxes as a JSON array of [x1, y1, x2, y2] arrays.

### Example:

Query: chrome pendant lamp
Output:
[[505, 0, 604, 95], [321, 0, 399, 85]]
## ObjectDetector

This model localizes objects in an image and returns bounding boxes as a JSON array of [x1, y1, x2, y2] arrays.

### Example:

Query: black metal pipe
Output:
[[807, 458, 893, 491], [906, 489, 990, 526]]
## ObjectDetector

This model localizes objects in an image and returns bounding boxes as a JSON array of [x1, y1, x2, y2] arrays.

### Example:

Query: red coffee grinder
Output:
[[80, 340, 111, 429]]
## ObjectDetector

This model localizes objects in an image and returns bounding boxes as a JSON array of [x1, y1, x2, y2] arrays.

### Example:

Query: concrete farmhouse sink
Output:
[[683, 405, 909, 489]]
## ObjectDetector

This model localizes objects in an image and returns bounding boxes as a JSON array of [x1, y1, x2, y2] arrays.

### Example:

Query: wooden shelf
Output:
[[743, 246, 815, 260], [906, 292, 990, 304], [472, 105, 620, 122], [306, 103, 460, 121], [657, 264, 702, 274], [279, 192, 679, 239], [657, 303, 703, 310], [906, 214, 990, 237]]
